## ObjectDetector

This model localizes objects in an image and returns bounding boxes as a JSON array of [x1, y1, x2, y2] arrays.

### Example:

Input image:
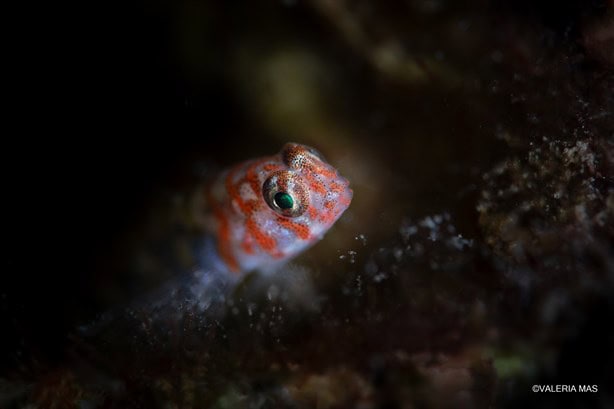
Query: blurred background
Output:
[[3, 0, 613, 407]]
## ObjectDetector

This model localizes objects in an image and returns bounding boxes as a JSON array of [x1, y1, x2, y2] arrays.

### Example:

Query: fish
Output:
[[79, 143, 352, 338], [204, 142, 353, 275]]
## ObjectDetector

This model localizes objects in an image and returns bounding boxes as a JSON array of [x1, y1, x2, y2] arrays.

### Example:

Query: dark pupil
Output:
[[274, 192, 294, 210]]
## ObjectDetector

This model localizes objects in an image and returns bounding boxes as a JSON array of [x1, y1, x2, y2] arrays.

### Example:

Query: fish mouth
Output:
[[337, 175, 353, 205], [339, 174, 352, 189]]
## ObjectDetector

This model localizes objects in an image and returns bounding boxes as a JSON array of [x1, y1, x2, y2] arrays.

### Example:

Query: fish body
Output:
[[205, 142, 353, 275]]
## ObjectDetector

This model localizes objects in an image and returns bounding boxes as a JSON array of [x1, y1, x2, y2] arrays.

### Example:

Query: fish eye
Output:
[[263, 171, 308, 217], [274, 192, 294, 210]]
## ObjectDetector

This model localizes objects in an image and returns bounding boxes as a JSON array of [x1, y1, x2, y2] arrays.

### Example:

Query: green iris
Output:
[[274, 192, 294, 210]]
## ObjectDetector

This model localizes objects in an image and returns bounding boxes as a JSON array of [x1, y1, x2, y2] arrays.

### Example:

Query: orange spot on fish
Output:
[[276, 216, 311, 240]]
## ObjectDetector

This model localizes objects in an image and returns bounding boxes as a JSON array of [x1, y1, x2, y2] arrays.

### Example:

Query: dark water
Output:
[[3, 1, 613, 407]]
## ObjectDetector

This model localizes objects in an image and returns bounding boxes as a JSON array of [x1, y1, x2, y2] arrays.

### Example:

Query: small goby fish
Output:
[[205, 142, 353, 275], [78, 143, 351, 340]]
